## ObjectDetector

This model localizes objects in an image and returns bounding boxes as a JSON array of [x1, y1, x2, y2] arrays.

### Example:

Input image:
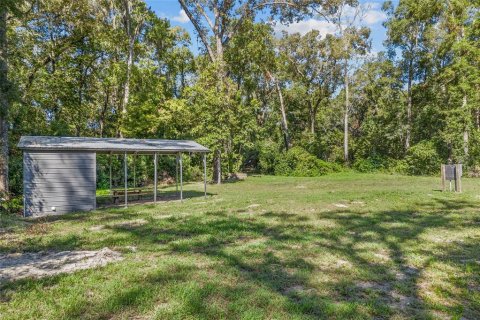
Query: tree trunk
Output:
[[213, 149, 221, 184], [119, 0, 135, 138], [463, 94, 469, 159], [309, 100, 315, 134], [122, 38, 133, 116], [406, 58, 413, 151], [343, 67, 349, 163], [99, 87, 110, 137], [270, 74, 290, 150], [475, 107, 479, 130], [0, 6, 9, 198]]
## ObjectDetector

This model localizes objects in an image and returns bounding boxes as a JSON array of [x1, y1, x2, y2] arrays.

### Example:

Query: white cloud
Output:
[[269, 1, 387, 37], [273, 19, 337, 37], [172, 9, 189, 23], [362, 2, 387, 25], [363, 10, 386, 24]]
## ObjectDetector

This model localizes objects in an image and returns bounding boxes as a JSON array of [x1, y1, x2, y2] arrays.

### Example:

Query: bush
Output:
[[389, 159, 408, 175], [0, 196, 23, 215], [405, 141, 441, 175], [274, 147, 342, 177], [353, 156, 387, 173], [258, 141, 281, 174]]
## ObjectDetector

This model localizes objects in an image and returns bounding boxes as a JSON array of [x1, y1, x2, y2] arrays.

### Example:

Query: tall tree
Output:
[[177, 0, 338, 181], [330, 1, 370, 163], [384, 0, 441, 151], [0, 0, 20, 198], [0, 1, 9, 198], [118, 0, 148, 137], [279, 30, 340, 136]]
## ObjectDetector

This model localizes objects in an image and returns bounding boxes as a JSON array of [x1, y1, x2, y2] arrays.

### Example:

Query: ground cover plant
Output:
[[1, 173, 479, 319]]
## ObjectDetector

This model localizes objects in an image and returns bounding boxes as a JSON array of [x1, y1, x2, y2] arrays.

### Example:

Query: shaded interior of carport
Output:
[[18, 136, 210, 217]]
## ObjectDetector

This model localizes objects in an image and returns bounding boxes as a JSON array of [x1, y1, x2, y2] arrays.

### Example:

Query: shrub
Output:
[[274, 147, 341, 177], [258, 141, 281, 174], [405, 141, 441, 175], [0, 196, 23, 215], [353, 156, 386, 173], [389, 159, 408, 174]]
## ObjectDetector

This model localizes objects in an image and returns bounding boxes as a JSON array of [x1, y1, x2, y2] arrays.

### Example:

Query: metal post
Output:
[[133, 153, 136, 188], [154, 153, 157, 203], [203, 153, 207, 198], [109, 153, 112, 192], [124, 152, 128, 207], [176, 154, 179, 193], [179, 153, 183, 202]]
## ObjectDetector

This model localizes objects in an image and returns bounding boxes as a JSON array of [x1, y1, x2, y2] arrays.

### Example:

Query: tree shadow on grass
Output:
[[94, 207, 472, 318], [2, 196, 480, 318], [96, 190, 215, 208]]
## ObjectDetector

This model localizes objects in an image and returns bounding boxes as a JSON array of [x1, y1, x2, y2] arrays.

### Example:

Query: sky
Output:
[[144, 0, 390, 56]]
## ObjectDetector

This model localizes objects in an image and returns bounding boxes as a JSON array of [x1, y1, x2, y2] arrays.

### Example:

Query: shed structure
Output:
[[18, 136, 209, 217]]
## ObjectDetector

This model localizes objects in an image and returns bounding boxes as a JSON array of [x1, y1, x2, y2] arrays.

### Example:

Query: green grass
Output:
[[1, 172, 480, 319]]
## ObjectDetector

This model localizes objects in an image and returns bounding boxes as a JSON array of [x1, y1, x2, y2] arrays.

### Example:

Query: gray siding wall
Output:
[[24, 151, 96, 217]]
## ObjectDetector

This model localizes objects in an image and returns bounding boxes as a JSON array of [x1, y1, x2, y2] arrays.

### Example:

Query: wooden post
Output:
[[154, 152, 157, 203], [441, 164, 445, 192], [203, 153, 207, 199], [455, 164, 462, 193]]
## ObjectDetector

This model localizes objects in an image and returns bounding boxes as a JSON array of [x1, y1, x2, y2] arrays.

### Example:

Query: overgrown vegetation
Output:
[[1, 173, 479, 319]]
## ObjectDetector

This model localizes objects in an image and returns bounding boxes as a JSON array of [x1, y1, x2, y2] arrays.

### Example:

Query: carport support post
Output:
[[154, 153, 157, 203], [124, 152, 128, 207], [175, 154, 179, 193], [109, 153, 112, 192], [179, 153, 183, 202], [203, 153, 207, 198], [133, 153, 136, 188]]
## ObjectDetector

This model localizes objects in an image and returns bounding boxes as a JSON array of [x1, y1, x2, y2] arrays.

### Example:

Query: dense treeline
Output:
[[0, 0, 479, 203]]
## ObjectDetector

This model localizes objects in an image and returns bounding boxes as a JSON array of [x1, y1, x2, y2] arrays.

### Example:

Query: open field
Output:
[[1, 173, 479, 319]]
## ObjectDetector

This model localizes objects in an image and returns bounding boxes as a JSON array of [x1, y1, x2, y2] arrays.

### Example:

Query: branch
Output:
[[252, 1, 330, 22], [225, 0, 330, 46], [178, 0, 216, 63], [194, 2, 215, 31]]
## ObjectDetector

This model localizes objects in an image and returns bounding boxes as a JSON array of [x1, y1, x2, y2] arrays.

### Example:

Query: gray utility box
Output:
[[23, 151, 96, 217]]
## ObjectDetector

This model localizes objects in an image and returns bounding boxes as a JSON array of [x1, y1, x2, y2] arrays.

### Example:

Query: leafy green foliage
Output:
[[257, 141, 281, 175], [274, 147, 342, 177], [405, 141, 441, 175], [352, 156, 387, 173]]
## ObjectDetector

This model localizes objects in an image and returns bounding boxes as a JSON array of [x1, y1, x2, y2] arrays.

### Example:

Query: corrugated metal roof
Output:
[[18, 136, 209, 153]]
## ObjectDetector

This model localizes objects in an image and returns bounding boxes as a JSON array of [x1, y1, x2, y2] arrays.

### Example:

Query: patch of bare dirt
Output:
[[351, 201, 365, 206], [113, 219, 148, 229], [0, 247, 122, 283], [88, 225, 105, 231], [284, 285, 317, 295]]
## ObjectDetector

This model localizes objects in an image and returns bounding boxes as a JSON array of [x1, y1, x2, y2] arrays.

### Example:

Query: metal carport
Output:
[[18, 136, 210, 217]]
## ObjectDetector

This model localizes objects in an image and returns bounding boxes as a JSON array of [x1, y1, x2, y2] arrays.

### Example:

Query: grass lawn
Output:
[[1, 173, 479, 319]]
